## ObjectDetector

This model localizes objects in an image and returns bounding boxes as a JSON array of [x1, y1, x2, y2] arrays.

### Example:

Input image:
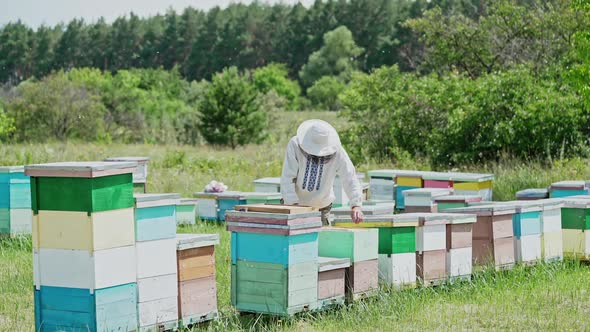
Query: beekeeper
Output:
[[280, 119, 364, 225]]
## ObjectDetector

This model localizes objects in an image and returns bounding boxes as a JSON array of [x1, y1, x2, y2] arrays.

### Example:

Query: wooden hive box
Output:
[[253, 177, 281, 193], [508, 202, 543, 264], [411, 213, 451, 285], [0, 166, 31, 209], [434, 195, 482, 212], [176, 233, 220, 327], [25, 162, 137, 214], [317, 256, 349, 309], [105, 156, 149, 193], [367, 170, 396, 201], [446, 214, 477, 280], [403, 188, 452, 213], [517, 188, 549, 201], [34, 283, 138, 332], [446, 205, 516, 270], [561, 199, 590, 259], [228, 206, 321, 315], [549, 181, 590, 198], [176, 198, 198, 225], [134, 193, 180, 242], [193, 192, 219, 221], [243, 192, 282, 205], [536, 199, 563, 262]]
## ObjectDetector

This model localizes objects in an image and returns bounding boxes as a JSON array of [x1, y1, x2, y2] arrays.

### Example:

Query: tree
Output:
[[0, 21, 34, 83], [307, 75, 346, 111], [199, 67, 267, 148], [0, 102, 15, 141], [299, 26, 363, 87], [253, 63, 301, 110]]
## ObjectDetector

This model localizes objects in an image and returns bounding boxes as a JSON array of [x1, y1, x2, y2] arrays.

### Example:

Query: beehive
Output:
[[28, 161, 139, 332], [227, 205, 321, 316], [367, 170, 396, 201], [446, 214, 477, 280], [105, 157, 150, 193], [448, 172, 494, 201], [510, 202, 543, 264], [516, 188, 549, 201], [134, 193, 181, 331], [393, 170, 425, 210], [176, 233, 220, 327], [176, 198, 198, 225], [334, 215, 418, 288], [433, 195, 482, 212], [446, 205, 516, 270], [561, 198, 590, 259], [0, 166, 32, 236], [422, 172, 454, 189], [217, 192, 247, 222], [193, 192, 219, 221], [403, 188, 452, 213], [408, 213, 451, 285], [253, 177, 281, 193], [317, 256, 349, 309], [549, 181, 590, 198], [539, 199, 564, 262]]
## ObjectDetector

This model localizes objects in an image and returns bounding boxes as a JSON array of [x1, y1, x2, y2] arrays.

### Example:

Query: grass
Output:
[[2, 111, 590, 330]]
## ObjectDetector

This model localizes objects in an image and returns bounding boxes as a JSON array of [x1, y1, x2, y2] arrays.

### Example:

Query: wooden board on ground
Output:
[[234, 204, 318, 214]]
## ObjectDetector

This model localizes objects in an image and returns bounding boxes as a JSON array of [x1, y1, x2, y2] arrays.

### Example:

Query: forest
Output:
[[0, 0, 589, 166]]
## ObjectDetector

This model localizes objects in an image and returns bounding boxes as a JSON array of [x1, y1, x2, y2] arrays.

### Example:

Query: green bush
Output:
[[253, 63, 301, 110], [307, 76, 346, 111], [199, 67, 268, 148], [0, 102, 15, 141]]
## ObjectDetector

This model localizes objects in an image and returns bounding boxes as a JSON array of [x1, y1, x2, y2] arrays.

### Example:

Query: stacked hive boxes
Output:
[[447, 205, 516, 270], [193, 192, 219, 221], [538, 199, 564, 262], [317, 256, 350, 308], [319, 228, 378, 300], [561, 198, 590, 259], [517, 189, 549, 201], [176, 199, 198, 225], [403, 188, 452, 213], [105, 157, 149, 193], [226, 205, 322, 315], [134, 193, 180, 331], [446, 214, 476, 281], [510, 202, 543, 264], [253, 177, 281, 193], [549, 181, 590, 198], [414, 214, 449, 285], [0, 166, 32, 236], [449, 173, 494, 201], [434, 195, 482, 212], [29, 162, 138, 332], [176, 233, 219, 327], [393, 171, 424, 210], [334, 215, 417, 289]]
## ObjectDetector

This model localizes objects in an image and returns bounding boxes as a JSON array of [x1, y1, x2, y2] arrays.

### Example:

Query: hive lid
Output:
[[402, 188, 452, 198], [253, 177, 281, 185], [134, 193, 181, 208], [0, 166, 25, 173], [550, 181, 589, 191], [176, 233, 219, 250], [333, 214, 419, 228], [433, 195, 482, 203], [233, 204, 317, 214], [367, 169, 396, 179], [25, 161, 137, 178], [562, 196, 590, 208], [444, 213, 478, 224], [104, 156, 150, 162], [318, 256, 351, 272], [516, 188, 549, 198]]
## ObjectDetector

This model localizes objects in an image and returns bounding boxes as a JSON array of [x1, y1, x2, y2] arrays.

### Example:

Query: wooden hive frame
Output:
[[317, 257, 350, 309]]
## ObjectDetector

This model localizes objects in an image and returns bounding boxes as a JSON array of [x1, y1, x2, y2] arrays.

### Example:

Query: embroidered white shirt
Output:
[[280, 136, 363, 208]]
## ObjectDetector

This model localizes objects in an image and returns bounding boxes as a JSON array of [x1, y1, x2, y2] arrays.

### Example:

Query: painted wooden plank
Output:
[[561, 208, 590, 230], [35, 246, 136, 290], [36, 208, 135, 251], [513, 211, 542, 237], [136, 238, 178, 279], [396, 176, 423, 187], [378, 226, 416, 254], [493, 237, 516, 267], [176, 233, 219, 250], [231, 231, 318, 266], [137, 273, 178, 303], [135, 205, 177, 242], [178, 247, 215, 268], [346, 259, 378, 296], [9, 182, 32, 208], [318, 256, 350, 272], [178, 277, 217, 319], [138, 296, 179, 328], [318, 268, 346, 300], [319, 228, 378, 262], [179, 264, 215, 281], [416, 250, 446, 283], [31, 174, 134, 213], [542, 208, 562, 233], [404, 205, 438, 213], [446, 247, 472, 278], [472, 238, 494, 266], [562, 229, 590, 257], [25, 161, 137, 178], [454, 180, 493, 191], [447, 223, 473, 249], [8, 208, 32, 235], [542, 231, 563, 261], [492, 215, 514, 239], [515, 234, 542, 264], [234, 204, 317, 214], [416, 224, 446, 252], [378, 253, 416, 287], [423, 179, 453, 189]]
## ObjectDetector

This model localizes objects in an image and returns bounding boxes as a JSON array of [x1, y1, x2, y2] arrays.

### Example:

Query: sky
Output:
[[0, 0, 315, 28]]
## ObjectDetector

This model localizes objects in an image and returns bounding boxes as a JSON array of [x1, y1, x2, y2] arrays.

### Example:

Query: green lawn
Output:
[[2, 117, 590, 330]]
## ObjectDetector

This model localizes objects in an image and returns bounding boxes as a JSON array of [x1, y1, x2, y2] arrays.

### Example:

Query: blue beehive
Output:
[[0, 166, 32, 236]]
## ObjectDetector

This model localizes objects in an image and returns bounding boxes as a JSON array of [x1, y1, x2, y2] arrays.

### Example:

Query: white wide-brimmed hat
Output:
[[296, 119, 341, 157]]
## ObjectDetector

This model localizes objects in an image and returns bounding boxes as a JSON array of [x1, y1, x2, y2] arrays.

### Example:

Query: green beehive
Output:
[[319, 228, 378, 263]]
